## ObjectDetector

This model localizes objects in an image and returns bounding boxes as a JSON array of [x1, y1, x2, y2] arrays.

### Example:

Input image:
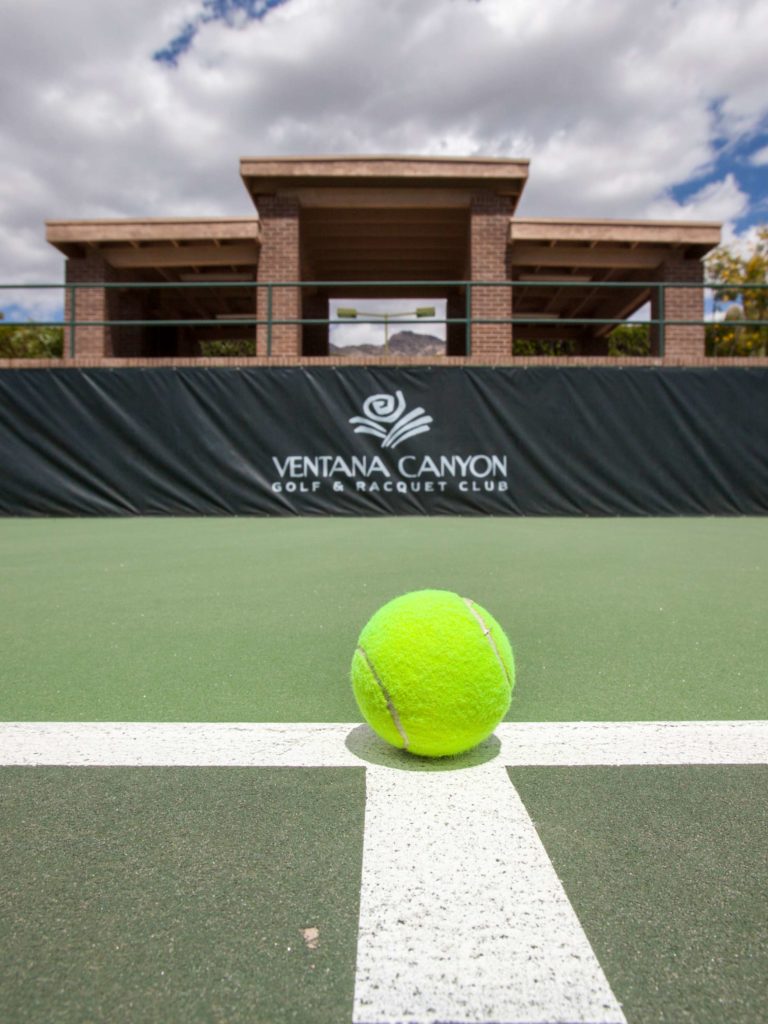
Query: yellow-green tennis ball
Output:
[[351, 589, 514, 758]]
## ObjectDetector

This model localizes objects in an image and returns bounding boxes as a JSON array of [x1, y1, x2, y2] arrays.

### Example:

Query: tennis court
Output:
[[1, 515, 767, 1023]]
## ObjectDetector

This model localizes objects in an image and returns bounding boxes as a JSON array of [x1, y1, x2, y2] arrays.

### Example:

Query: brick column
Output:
[[255, 196, 301, 357], [651, 257, 706, 359], [469, 193, 513, 359], [64, 251, 117, 359]]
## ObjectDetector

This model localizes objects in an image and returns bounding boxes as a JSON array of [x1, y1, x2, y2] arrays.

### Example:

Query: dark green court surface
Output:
[[3, 763, 766, 1024], [511, 765, 768, 1024], [0, 767, 365, 1024], [1, 516, 767, 722], [1, 517, 766, 1024]]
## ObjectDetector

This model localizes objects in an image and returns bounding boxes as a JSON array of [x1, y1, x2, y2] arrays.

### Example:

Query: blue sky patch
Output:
[[154, 0, 291, 66], [668, 120, 768, 231]]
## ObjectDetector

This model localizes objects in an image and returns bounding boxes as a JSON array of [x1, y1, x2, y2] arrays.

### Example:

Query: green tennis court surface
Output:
[[1, 517, 767, 1023]]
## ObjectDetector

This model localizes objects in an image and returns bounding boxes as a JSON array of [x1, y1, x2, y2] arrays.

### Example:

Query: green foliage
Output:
[[606, 323, 650, 357], [514, 324, 650, 358], [512, 337, 575, 356], [705, 226, 768, 357], [198, 338, 255, 357], [0, 314, 63, 358]]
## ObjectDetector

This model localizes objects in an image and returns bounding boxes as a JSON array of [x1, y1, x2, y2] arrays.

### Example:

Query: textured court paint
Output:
[[353, 764, 627, 1024], [2, 726, 767, 1024], [2, 721, 767, 766], [510, 766, 768, 1024], [1, 517, 767, 723], [0, 767, 365, 1024]]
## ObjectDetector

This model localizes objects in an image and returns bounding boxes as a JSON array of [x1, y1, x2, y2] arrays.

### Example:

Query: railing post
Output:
[[68, 284, 76, 358], [465, 282, 472, 356], [267, 284, 273, 358], [657, 283, 666, 358]]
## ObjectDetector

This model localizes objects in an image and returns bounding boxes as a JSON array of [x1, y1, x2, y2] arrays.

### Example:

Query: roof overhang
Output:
[[508, 218, 722, 343], [510, 218, 721, 266], [240, 155, 530, 211], [46, 218, 261, 269]]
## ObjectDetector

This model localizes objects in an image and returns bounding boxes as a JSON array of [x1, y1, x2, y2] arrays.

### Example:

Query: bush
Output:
[[0, 320, 64, 359], [513, 338, 576, 356], [198, 338, 255, 357], [606, 323, 650, 357], [514, 323, 650, 357]]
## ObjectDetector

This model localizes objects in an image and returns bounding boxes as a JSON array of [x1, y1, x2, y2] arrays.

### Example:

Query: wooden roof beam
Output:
[[46, 218, 260, 251], [99, 243, 260, 269], [509, 245, 676, 270], [510, 218, 720, 248]]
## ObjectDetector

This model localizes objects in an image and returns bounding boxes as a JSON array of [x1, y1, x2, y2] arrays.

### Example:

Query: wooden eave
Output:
[[46, 218, 261, 257], [510, 218, 721, 257], [508, 218, 721, 341], [240, 156, 529, 211]]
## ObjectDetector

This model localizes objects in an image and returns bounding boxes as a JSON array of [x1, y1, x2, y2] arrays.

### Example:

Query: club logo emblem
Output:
[[349, 391, 433, 449]]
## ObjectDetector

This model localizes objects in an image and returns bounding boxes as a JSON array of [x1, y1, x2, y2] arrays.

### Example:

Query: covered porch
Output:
[[46, 156, 721, 362]]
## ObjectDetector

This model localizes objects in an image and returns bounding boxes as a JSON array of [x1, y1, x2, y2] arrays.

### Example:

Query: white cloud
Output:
[[750, 145, 768, 167], [646, 173, 749, 223], [719, 220, 767, 251], [1, 0, 768, 305]]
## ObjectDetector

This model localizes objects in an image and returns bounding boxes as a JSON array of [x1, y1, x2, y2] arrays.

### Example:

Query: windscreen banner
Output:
[[0, 366, 766, 516]]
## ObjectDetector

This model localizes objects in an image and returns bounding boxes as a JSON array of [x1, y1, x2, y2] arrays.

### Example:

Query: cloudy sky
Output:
[[1, 0, 767, 317]]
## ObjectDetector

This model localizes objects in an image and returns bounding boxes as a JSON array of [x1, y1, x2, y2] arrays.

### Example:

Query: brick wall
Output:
[[469, 193, 513, 358], [651, 257, 706, 359], [64, 252, 118, 358], [255, 196, 301, 357]]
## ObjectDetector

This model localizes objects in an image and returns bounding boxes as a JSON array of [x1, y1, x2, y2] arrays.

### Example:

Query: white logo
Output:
[[349, 391, 433, 450]]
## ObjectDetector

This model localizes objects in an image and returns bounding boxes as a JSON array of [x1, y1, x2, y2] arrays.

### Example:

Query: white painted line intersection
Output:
[[2, 720, 766, 767], [2, 720, 766, 1024]]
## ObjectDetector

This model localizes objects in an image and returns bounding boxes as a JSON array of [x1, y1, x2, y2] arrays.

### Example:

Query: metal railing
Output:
[[1, 279, 767, 359]]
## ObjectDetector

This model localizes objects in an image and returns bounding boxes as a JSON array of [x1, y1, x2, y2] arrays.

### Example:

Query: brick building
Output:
[[45, 156, 721, 364]]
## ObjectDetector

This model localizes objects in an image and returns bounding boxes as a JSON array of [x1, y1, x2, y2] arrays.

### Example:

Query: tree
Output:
[[705, 226, 768, 357], [0, 313, 63, 359]]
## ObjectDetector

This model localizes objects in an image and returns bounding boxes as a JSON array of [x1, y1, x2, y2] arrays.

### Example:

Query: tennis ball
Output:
[[351, 589, 514, 758]]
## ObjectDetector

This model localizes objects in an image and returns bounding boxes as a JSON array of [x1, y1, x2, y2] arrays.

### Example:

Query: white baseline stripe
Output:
[[0, 722, 356, 767], [354, 765, 626, 1024], [496, 720, 768, 766], [0, 720, 766, 766]]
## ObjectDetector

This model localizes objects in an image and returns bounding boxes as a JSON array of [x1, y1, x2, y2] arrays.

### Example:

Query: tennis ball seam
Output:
[[462, 596, 512, 691], [356, 643, 410, 750]]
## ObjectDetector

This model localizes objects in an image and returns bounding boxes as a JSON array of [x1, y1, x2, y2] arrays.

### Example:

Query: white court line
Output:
[[2, 721, 766, 1024], [354, 763, 627, 1024], [1, 720, 766, 766]]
